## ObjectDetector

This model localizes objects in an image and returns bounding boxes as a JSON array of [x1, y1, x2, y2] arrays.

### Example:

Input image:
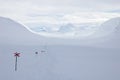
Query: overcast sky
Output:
[[0, 0, 120, 25]]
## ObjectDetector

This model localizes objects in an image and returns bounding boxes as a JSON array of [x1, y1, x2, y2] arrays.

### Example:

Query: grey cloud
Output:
[[0, 0, 120, 12]]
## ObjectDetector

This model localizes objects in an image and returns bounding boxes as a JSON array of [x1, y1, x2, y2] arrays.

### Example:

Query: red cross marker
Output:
[[14, 52, 20, 57]]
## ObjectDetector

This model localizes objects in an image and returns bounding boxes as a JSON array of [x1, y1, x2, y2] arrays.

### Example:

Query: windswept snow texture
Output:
[[0, 17, 120, 80]]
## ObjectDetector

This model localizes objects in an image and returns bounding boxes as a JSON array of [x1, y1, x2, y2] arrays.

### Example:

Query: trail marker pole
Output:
[[14, 52, 20, 71]]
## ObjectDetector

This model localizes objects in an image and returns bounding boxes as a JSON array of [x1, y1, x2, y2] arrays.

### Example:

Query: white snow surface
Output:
[[0, 17, 120, 80]]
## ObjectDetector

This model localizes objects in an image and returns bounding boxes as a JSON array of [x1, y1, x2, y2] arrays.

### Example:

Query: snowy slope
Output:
[[0, 45, 120, 80], [93, 17, 120, 37], [0, 17, 46, 45], [88, 17, 120, 48], [0, 17, 120, 80]]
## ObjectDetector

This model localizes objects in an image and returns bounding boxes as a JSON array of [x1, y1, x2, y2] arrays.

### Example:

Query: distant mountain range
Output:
[[29, 23, 97, 34]]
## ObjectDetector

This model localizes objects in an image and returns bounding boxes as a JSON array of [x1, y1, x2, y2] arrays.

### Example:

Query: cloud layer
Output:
[[0, 0, 120, 25]]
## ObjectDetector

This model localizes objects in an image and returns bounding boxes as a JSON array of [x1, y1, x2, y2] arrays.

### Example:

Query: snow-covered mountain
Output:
[[28, 23, 60, 32], [0, 16, 120, 46], [84, 17, 120, 48], [30, 27, 47, 32], [93, 17, 120, 37], [58, 23, 75, 33], [0, 17, 33, 36], [0, 17, 48, 45]]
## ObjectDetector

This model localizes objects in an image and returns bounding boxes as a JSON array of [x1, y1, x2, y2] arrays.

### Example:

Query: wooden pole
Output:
[[15, 56, 17, 71], [14, 52, 20, 71]]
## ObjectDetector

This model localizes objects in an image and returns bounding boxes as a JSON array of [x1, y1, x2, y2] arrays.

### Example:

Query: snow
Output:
[[93, 17, 120, 37], [0, 16, 120, 80], [0, 17, 48, 45]]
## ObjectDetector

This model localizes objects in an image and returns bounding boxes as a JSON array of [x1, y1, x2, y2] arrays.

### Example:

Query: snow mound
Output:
[[88, 17, 120, 48], [0, 17, 34, 37], [94, 17, 120, 37], [0, 17, 46, 45]]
